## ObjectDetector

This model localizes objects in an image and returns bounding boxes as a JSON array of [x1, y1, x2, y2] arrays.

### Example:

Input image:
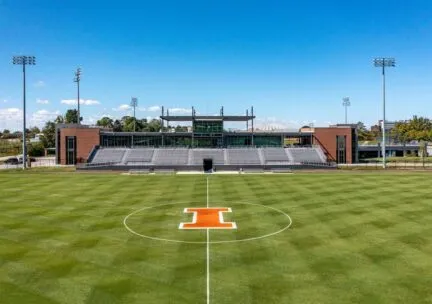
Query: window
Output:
[[193, 120, 223, 134], [336, 135, 346, 164], [66, 136, 76, 165]]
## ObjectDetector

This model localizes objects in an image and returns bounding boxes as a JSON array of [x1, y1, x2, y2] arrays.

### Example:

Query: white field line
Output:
[[123, 201, 292, 244], [206, 176, 209, 208], [206, 176, 210, 304], [207, 228, 210, 304]]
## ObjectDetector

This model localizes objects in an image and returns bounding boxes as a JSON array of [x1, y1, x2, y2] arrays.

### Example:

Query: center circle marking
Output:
[[123, 202, 292, 244]]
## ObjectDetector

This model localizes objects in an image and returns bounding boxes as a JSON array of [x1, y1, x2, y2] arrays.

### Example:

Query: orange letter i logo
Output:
[[179, 207, 237, 230]]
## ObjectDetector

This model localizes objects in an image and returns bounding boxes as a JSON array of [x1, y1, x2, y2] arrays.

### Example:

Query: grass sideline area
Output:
[[1, 172, 432, 303]]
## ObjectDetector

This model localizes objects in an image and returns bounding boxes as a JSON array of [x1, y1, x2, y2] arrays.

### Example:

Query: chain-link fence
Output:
[[0, 157, 58, 170]]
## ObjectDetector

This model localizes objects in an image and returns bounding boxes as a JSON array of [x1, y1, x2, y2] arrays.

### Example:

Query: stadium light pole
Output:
[[131, 97, 138, 148], [342, 97, 350, 124], [131, 97, 138, 132], [74, 68, 82, 124], [374, 57, 395, 169], [12, 55, 36, 170]]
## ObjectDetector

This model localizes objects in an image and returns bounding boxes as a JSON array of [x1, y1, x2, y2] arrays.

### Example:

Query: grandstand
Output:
[[82, 146, 331, 171], [56, 106, 357, 171]]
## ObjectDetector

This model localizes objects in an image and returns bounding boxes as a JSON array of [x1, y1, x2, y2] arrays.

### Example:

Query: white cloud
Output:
[[168, 107, 192, 114], [100, 113, 114, 119], [254, 117, 302, 131], [0, 108, 22, 130], [2, 99, 7, 103], [112, 104, 131, 111], [0, 108, 63, 130], [61, 99, 100, 106], [147, 105, 161, 112], [34, 80, 45, 88], [36, 99, 49, 104], [30, 110, 61, 127], [0, 107, 21, 116], [82, 116, 97, 125]]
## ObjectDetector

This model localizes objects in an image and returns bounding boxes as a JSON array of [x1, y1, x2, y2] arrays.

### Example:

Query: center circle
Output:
[[123, 202, 292, 244]]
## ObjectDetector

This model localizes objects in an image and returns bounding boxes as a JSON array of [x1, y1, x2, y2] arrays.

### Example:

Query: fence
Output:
[[340, 160, 432, 169], [0, 158, 58, 170]]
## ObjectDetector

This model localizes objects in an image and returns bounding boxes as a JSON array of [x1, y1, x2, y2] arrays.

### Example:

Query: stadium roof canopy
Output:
[[160, 115, 255, 122]]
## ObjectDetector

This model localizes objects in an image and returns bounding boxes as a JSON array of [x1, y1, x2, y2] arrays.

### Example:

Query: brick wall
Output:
[[59, 127, 100, 164], [314, 127, 353, 163]]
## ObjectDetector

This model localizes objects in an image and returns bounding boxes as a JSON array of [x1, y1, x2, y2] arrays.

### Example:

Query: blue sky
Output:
[[1, 0, 432, 131]]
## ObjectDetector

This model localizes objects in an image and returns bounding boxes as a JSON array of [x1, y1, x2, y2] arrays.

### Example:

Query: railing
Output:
[[81, 161, 120, 168], [300, 161, 336, 167], [341, 160, 432, 169], [358, 143, 421, 147]]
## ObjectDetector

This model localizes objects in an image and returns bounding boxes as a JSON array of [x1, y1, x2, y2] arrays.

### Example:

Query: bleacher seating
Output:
[[227, 148, 261, 165], [92, 148, 125, 164], [191, 149, 225, 165], [262, 147, 290, 164], [286, 147, 324, 163], [88, 147, 329, 167], [153, 148, 189, 165], [125, 148, 154, 165]]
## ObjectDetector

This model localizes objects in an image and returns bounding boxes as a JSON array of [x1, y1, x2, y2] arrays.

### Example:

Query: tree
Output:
[[175, 125, 188, 132], [96, 117, 114, 128], [113, 119, 122, 132], [119, 116, 148, 132], [356, 121, 372, 141], [147, 119, 162, 132], [392, 116, 432, 143], [119, 116, 134, 131], [28, 142, 45, 157], [64, 109, 82, 124], [29, 127, 41, 137], [1, 129, 14, 139], [41, 121, 56, 148], [55, 115, 64, 124]]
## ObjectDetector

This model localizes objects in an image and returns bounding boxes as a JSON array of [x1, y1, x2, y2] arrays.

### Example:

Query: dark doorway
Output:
[[66, 136, 76, 165], [203, 158, 213, 172], [336, 135, 346, 164]]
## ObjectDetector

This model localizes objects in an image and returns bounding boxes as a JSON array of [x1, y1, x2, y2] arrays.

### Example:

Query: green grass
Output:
[[1, 172, 432, 303]]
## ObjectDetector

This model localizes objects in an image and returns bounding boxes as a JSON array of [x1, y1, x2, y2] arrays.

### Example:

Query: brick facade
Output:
[[57, 125, 356, 165], [59, 127, 100, 164], [313, 127, 353, 163]]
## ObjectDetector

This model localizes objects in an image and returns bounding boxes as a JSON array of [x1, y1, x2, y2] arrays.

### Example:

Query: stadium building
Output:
[[56, 107, 358, 170]]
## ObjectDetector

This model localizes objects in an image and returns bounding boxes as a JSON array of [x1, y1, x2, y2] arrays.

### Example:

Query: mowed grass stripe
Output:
[[1, 172, 432, 303]]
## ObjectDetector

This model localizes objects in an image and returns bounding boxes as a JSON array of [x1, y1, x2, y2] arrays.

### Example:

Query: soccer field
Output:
[[1, 172, 432, 303]]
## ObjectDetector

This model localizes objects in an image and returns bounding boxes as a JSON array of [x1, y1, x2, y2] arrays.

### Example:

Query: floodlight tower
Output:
[[131, 97, 138, 132], [74, 68, 82, 124], [12, 55, 36, 170], [342, 97, 350, 124], [374, 57, 396, 168]]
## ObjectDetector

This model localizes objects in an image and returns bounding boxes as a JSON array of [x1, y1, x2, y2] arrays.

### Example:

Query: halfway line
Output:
[[206, 228, 210, 304], [206, 176, 210, 304], [206, 176, 209, 208]]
